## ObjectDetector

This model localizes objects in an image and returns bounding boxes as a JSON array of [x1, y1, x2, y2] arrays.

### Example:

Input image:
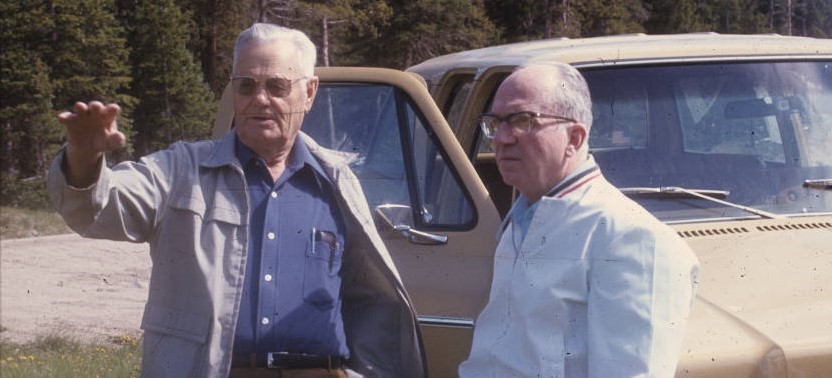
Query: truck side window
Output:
[[304, 83, 476, 230], [442, 79, 474, 133]]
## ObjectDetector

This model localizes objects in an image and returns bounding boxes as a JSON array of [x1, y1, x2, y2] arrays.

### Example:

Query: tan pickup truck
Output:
[[214, 33, 832, 377]]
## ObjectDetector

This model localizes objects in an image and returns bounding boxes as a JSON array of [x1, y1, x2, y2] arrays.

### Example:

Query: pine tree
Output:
[[46, 0, 135, 162], [129, 0, 217, 156], [578, 0, 648, 36], [485, 0, 582, 42], [0, 1, 57, 179], [368, 0, 499, 68], [293, 0, 393, 66], [177, 0, 251, 94], [645, 0, 704, 34], [774, 0, 832, 37]]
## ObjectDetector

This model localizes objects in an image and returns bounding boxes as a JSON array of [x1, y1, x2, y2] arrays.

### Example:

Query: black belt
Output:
[[232, 352, 345, 369]]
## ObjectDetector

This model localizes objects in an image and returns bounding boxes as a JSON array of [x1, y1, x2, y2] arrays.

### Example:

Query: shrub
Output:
[[0, 174, 53, 210]]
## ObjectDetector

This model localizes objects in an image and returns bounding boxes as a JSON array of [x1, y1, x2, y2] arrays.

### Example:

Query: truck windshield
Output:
[[582, 61, 832, 222]]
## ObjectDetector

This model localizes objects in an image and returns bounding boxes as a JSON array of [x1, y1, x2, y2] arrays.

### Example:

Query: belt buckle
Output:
[[266, 352, 338, 370], [266, 352, 284, 369]]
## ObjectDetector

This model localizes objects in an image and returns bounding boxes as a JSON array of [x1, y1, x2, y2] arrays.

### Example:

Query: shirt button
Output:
[[264, 274, 273, 282], [267, 232, 275, 240], [271, 191, 278, 198], [261, 317, 270, 325]]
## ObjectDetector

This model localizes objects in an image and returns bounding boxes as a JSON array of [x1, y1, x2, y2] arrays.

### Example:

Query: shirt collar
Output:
[[234, 134, 333, 187]]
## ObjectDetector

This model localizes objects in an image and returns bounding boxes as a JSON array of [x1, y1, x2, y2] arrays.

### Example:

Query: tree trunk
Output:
[[2, 121, 14, 177], [322, 16, 330, 66], [204, 0, 218, 92]]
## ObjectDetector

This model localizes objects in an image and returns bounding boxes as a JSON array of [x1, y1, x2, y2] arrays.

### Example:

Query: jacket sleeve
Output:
[[586, 223, 699, 378], [47, 145, 177, 243]]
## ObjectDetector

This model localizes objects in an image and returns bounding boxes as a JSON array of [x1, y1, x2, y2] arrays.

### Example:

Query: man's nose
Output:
[[493, 122, 516, 144], [252, 86, 271, 104]]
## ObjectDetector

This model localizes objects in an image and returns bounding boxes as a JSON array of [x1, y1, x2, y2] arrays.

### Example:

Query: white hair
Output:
[[232, 23, 317, 76], [521, 62, 593, 130]]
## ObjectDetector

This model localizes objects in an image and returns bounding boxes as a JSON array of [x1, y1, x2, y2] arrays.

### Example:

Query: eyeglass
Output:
[[230, 75, 307, 98], [479, 111, 576, 139]]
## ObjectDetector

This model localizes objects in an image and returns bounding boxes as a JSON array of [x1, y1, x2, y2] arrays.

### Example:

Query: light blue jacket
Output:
[[48, 132, 425, 378]]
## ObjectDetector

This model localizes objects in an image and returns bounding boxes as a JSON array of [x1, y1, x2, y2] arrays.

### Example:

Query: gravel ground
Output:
[[0, 234, 151, 344]]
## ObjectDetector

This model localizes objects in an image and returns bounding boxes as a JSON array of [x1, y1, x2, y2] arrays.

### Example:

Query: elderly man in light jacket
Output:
[[48, 23, 424, 378], [458, 63, 700, 378]]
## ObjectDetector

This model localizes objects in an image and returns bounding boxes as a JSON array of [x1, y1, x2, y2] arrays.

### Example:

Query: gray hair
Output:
[[523, 63, 593, 130], [232, 23, 317, 76]]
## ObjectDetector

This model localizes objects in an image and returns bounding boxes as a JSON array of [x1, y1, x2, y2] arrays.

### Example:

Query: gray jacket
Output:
[[48, 132, 426, 378]]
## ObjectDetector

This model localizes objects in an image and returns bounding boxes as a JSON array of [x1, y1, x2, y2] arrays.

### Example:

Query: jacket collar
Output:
[[297, 132, 358, 183], [496, 156, 603, 241], [200, 132, 239, 169], [543, 155, 602, 199]]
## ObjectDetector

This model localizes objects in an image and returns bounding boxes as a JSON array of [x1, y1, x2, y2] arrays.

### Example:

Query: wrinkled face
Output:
[[232, 39, 317, 150], [491, 75, 574, 200]]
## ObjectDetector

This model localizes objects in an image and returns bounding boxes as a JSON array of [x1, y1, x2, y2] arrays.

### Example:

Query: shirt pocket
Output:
[[302, 229, 344, 310]]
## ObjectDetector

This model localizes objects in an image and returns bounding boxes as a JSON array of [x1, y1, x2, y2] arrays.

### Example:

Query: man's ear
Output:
[[565, 123, 588, 156], [305, 76, 319, 112]]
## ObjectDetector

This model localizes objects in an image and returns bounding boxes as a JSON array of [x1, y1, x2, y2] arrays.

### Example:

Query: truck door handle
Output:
[[393, 225, 448, 245]]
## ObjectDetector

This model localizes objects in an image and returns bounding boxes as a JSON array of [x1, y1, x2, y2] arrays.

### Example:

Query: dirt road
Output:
[[0, 234, 151, 344]]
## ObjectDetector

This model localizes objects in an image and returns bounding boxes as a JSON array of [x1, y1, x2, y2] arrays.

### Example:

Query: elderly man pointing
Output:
[[48, 23, 424, 378], [458, 63, 700, 378]]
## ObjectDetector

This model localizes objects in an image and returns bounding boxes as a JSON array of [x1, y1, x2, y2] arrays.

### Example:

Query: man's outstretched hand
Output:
[[58, 101, 126, 187]]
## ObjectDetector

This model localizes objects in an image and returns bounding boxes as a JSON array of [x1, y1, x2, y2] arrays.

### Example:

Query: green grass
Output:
[[0, 206, 71, 240], [0, 334, 142, 378]]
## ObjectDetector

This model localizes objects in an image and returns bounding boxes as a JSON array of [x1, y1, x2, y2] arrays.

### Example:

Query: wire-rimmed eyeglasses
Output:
[[479, 111, 576, 139], [231, 75, 307, 98]]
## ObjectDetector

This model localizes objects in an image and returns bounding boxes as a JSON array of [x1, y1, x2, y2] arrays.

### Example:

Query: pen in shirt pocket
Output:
[[312, 228, 340, 272]]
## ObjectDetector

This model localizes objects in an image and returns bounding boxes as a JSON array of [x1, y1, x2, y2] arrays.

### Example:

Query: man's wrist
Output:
[[62, 146, 104, 188]]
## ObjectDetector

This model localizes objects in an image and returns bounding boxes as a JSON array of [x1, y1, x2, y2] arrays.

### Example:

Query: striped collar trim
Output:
[[544, 165, 601, 199]]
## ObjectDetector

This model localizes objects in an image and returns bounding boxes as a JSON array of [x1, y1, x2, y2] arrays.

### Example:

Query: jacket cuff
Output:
[[47, 146, 111, 232]]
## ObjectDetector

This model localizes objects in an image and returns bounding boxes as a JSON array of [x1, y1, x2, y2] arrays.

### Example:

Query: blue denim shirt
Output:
[[233, 136, 348, 359]]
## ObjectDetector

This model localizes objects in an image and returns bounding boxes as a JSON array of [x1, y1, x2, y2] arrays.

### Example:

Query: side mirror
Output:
[[374, 204, 448, 245]]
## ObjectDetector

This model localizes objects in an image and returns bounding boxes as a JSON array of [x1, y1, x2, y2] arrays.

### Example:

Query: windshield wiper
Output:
[[804, 179, 832, 190], [620, 186, 782, 219], [619, 187, 730, 199]]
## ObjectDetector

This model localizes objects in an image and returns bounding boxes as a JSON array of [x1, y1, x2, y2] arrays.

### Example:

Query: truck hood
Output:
[[673, 216, 832, 377]]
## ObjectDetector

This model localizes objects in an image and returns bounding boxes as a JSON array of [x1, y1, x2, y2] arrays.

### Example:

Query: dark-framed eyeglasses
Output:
[[230, 75, 307, 98], [479, 111, 577, 139]]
